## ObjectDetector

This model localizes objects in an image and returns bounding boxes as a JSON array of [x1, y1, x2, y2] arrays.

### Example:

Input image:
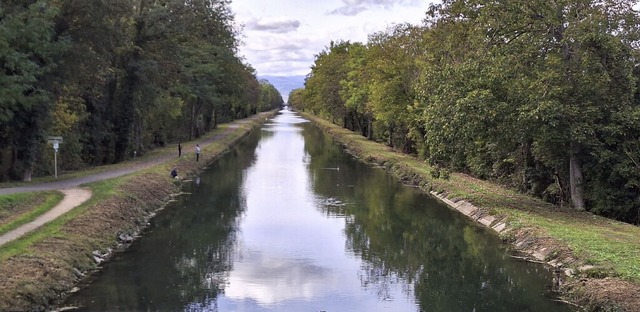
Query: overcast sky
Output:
[[230, 0, 435, 77]]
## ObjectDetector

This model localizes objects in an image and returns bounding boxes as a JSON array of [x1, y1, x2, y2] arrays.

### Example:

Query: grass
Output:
[[499, 208, 640, 282], [0, 191, 64, 236], [0, 112, 276, 312], [0, 114, 262, 224], [0, 179, 122, 261], [0, 122, 238, 188], [0, 112, 274, 262], [302, 112, 640, 284]]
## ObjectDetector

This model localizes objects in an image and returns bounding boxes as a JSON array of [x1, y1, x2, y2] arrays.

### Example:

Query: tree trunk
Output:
[[569, 141, 585, 210], [554, 8, 585, 210], [114, 63, 137, 162], [189, 99, 195, 140], [352, 111, 365, 136], [22, 167, 32, 182], [213, 109, 217, 129]]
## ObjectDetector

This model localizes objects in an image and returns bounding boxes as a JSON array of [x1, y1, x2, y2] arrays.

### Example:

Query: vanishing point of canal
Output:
[[65, 110, 573, 311]]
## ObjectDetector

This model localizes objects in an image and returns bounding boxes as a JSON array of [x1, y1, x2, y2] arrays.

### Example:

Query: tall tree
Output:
[[340, 42, 372, 138], [366, 24, 424, 151], [304, 41, 352, 126], [424, 0, 640, 211], [258, 80, 283, 112], [288, 88, 305, 110], [0, 0, 264, 181], [0, 0, 68, 180], [53, 0, 133, 165]]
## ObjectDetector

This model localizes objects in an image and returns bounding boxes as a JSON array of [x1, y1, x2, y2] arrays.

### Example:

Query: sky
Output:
[[230, 0, 435, 77]]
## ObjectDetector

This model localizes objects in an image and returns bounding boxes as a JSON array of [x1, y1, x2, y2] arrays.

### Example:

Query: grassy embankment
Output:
[[0, 112, 273, 311], [0, 191, 64, 236], [302, 112, 640, 309]]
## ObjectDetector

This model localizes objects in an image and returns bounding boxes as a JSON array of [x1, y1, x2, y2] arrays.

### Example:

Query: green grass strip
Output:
[[303, 112, 640, 283], [0, 112, 272, 261], [0, 191, 64, 236], [498, 208, 640, 282], [0, 180, 121, 261]]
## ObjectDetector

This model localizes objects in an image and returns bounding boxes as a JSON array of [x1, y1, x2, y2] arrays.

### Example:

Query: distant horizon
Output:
[[258, 74, 306, 102], [259, 74, 307, 77]]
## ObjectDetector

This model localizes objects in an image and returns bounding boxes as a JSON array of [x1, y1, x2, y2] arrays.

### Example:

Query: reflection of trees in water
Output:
[[172, 218, 239, 308], [302, 124, 565, 311], [170, 131, 264, 309], [358, 257, 409, 302], [344, 197, 561, 311], [301, 122, 359, 208], [78, 131, 264, 311]]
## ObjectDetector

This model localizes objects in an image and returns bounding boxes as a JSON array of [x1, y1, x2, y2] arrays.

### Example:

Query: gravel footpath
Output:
[[0, 116, 258, 246]]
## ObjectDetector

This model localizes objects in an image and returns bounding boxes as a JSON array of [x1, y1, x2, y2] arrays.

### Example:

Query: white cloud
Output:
[[246, 17, 301, 33], [223, 251, 337, 304], [231, 0, 433, 76], [344, 0, 424, 5], [330, 0, 425, 16], [240, 33, 321, 75], [328, 5, 368, 16]]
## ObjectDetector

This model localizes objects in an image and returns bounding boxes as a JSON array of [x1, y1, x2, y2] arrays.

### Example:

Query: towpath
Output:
[[0, 115, 262, 246]]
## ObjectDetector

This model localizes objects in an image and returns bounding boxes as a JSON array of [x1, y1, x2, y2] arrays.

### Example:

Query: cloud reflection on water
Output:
[[224, 249, 336, 305], [215, 111, 417, 311]]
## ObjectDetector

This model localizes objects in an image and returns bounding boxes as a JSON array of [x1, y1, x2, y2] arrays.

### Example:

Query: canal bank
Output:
[[299, 112, 640, 312], [62, 110, 572, 311], [0, 111, 276, 311]]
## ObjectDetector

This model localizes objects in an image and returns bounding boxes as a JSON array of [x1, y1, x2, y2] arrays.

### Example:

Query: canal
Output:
[[65, 110, 572, 311]]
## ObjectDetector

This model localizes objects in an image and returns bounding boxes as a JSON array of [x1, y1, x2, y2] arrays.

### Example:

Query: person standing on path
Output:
[[178, 142, 182, 157], [195, 144, 201, 161]]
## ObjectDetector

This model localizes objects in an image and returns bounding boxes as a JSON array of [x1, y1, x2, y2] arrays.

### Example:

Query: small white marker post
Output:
[[47, 136, 63, 179]]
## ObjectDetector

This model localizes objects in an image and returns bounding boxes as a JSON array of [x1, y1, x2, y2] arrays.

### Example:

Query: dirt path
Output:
[[0, 188, 92, 246], [0, 115, 263, 247], [0, 122, 252, 196]]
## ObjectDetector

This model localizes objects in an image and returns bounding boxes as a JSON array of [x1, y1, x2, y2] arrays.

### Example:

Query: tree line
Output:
[[0, 0, 283, 182], [289, 0, 640, 224]]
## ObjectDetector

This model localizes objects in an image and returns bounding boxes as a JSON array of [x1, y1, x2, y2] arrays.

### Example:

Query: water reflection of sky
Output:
[[215, 111, 418, 311], [64, 110, 571, 312]]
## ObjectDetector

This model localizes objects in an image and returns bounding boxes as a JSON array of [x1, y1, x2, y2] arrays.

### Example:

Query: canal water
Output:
[[65, 110, 572, 311]]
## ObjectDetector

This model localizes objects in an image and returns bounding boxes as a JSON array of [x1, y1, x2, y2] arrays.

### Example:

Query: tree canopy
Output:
[[293, 0, 640, 224], [0, 0, 283, 181]]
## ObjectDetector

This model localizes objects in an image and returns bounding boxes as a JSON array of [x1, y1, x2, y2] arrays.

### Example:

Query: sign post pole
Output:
[[53, 142, 59, 178], [48, 137, 63, 179]]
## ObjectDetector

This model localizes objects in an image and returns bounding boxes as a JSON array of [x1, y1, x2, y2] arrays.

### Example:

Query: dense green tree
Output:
[[258, 79, 284, 112], [413, 14, 493, 172], [339, 42, 372, 138], [0, 0, 68, 180], [0, 0, 272, 181], [303, 41, 352, 125], [299, 0, 640, 223], [366, 24, 424, 152], [233, 66, 262, 118], [51, 0, 128, 166], [287, 88, 305, 110], [426, 0, 640, 211]]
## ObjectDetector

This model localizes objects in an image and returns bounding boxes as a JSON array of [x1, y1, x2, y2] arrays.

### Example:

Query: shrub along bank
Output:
[[0, 112, 275, 311], [301, 112, 640, 312]]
